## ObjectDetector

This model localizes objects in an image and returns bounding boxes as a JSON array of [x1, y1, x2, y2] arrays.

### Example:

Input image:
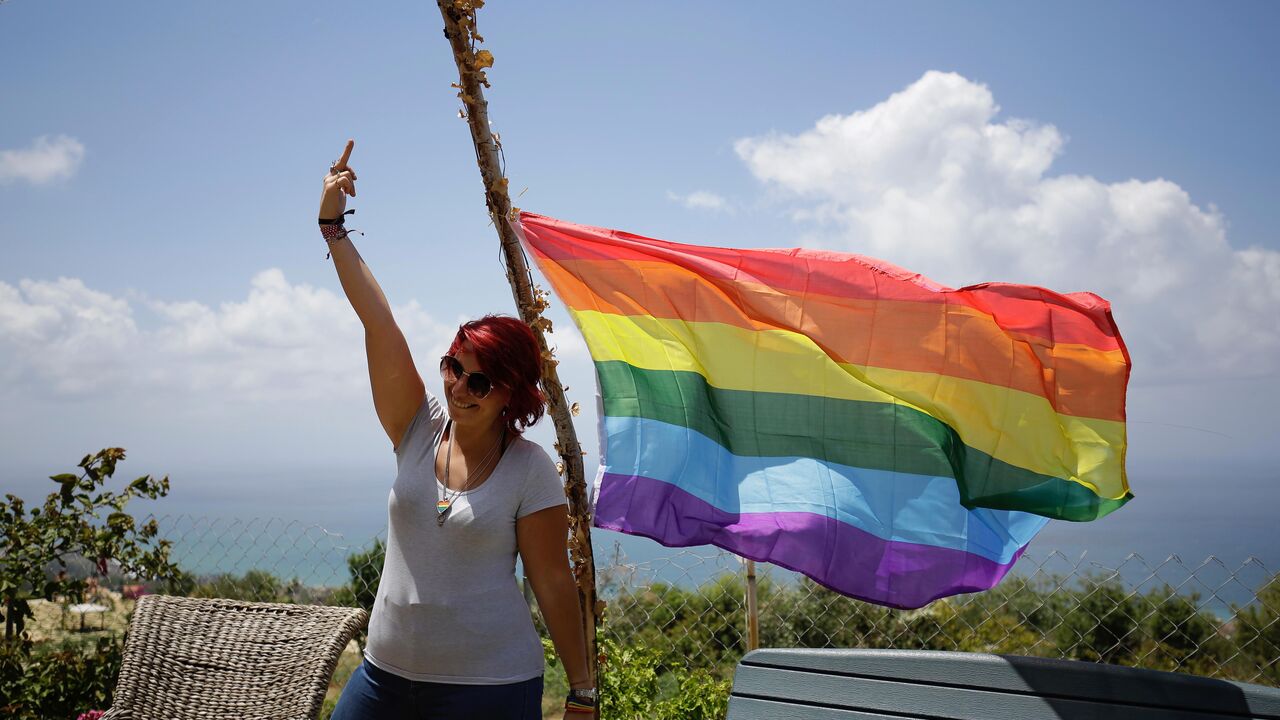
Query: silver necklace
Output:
[[436, 422, 504, 526]]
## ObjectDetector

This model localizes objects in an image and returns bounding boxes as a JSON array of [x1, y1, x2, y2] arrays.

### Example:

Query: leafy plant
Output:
[[0, 634, 124, 720], [598, 636, 662, 719], [653, 668, 731, 720], [327, 539, 384, 613], [591, 635, 732, 719], [1056, 576, 1142, 665], [1235, 576, 1280, 685], [0, 449, 179, 645], [0, 450, 178, 718], [327, 539, 384, 651], [189, 569, 298, 603]]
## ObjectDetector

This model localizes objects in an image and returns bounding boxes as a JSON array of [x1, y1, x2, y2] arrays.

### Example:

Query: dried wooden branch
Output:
[[436, 0, 601, 690]]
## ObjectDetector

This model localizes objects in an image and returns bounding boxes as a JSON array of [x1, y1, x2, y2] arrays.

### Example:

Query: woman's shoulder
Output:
[[506, 435, 559, 473], [394, 393, 447, 460], [507, 434, 549, 459], [506, 436, 567, 514]]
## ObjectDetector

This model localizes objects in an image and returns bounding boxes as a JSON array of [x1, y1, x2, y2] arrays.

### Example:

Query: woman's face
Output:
[[443, 341, 512, 433]]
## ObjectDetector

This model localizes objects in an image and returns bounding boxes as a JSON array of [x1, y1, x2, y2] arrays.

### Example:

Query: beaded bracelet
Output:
[[319, 209, 357, 259], [320, 223, 350, 243]]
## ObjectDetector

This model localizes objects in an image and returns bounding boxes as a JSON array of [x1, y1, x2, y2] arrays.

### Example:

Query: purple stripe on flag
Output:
[[595, 472, 1027, 609]]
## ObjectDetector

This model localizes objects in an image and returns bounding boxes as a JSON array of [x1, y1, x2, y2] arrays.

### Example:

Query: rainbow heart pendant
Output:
[[436, 499, 451, 515]]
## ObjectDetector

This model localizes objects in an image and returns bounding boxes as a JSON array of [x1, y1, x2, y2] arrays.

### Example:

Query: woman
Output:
[[320, 140, 595, 719]]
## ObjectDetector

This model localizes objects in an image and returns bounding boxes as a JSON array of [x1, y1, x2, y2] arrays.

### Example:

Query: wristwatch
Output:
[[568, 687, 598, 702]]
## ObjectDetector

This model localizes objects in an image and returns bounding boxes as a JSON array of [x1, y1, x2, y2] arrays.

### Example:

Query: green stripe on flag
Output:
[[595, 361, 1129, 521]]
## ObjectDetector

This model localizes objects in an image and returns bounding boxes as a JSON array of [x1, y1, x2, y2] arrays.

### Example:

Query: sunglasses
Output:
[[439, 355, 496, 399]]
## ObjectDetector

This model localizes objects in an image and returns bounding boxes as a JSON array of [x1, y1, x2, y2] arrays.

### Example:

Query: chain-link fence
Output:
[[598, 544, 1280, 687], [116, 515, 1279, 688]]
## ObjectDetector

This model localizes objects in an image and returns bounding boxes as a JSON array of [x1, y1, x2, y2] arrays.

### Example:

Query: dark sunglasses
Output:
[[439, 355, 496, 399]]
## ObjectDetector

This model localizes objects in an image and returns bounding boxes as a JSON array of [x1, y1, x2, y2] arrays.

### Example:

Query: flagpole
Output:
[[436, 0, 600, 695], [745, 559, 760, 651]]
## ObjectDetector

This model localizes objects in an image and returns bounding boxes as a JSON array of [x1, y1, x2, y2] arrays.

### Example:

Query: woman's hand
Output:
[[319, 139, 358, 220]]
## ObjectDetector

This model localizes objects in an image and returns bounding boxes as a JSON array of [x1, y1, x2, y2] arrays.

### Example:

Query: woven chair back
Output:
[[104, 594, 368, 720]]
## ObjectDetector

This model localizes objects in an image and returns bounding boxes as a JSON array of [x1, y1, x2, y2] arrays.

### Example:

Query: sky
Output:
[[2, 1, 1278, 559]]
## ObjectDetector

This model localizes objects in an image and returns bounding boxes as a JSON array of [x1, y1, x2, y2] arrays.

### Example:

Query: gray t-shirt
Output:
[[364, 393, 568, 684]]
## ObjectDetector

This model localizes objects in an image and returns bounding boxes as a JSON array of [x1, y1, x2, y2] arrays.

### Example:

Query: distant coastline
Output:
[[8, 461, 1277, 614]]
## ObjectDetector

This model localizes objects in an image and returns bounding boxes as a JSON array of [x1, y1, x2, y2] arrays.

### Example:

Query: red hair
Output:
[[448, 315, 546, 434]]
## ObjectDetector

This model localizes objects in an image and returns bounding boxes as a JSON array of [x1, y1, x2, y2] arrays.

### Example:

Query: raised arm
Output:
[[320, 140, 426, 448]]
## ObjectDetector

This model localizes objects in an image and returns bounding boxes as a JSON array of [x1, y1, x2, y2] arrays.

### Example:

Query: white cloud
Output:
[[734, 70, 1280, 378], [667, 190, 732, 213], [0, 135, 86, 185], [0, 277, 136, 395], [0, 270, 455, 403]]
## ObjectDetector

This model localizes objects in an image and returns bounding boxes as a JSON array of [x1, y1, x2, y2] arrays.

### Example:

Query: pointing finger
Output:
[[337, 139, 354, 168]]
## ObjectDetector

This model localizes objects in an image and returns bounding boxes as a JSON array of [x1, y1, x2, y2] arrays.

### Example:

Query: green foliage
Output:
[[604, 567, 1280, 688], [327, 539, 385, 651], [0, 449, 179, 645], [1140, 586, 1231, 675], [1236, 576, 1280, 685], [1056, 576, 1142, 665], [189, 569, 299, 603], [0, 450, 177, 718], [161, 568, 197, 597], [541, 633, 733, 720], [0, 634, 124, 720], [763, 577, 893, 650], [652, 668, 731, 720], [595, 635, 732, 720], [327, 539, 384, 612], [604, 574, 758, 672], [954, 573, 1071, 642], [598, 636, 663, 719]]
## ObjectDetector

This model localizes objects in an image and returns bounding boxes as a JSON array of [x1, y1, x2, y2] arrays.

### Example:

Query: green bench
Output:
[[728, 648, 1280, 719]]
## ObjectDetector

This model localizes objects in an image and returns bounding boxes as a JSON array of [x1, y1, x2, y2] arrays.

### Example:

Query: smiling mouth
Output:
[[449, 398, 478, 410]]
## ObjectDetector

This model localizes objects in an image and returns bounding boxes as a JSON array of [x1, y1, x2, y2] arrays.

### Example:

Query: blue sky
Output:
[[2, 1, 1278, 556]]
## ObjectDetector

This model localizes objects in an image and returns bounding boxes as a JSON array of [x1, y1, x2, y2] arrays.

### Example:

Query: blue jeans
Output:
[[331, 661, 543, 720]]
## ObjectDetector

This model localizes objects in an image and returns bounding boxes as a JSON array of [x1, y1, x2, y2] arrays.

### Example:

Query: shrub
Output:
[[327, 539, 384, 651], [190, 569, 297, 603], [327, 539, 384, 613], [653, 667, 731, 720], [1, 449, 178, 645], [0, 634, 124, 720], [0, 449, 177, 719], [1235, 576, 1280, 685], [592, 635, 732, 720], [598, 636, 663, 719], [1056, 576, 1142, 665]]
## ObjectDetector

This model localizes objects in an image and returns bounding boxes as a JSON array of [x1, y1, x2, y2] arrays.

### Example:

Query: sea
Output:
[[7, 460, 1277, 616]]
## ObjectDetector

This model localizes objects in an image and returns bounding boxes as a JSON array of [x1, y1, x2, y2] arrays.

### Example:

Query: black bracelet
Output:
[[318, 209, 356, 225], [319, 209, 362, 259]]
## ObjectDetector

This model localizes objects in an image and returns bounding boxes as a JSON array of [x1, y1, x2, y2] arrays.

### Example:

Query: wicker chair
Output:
[[104, 594, 369, 720]]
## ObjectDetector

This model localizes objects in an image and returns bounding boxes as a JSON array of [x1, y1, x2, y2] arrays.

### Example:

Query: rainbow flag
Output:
[[515, 212, 1131, 609]]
